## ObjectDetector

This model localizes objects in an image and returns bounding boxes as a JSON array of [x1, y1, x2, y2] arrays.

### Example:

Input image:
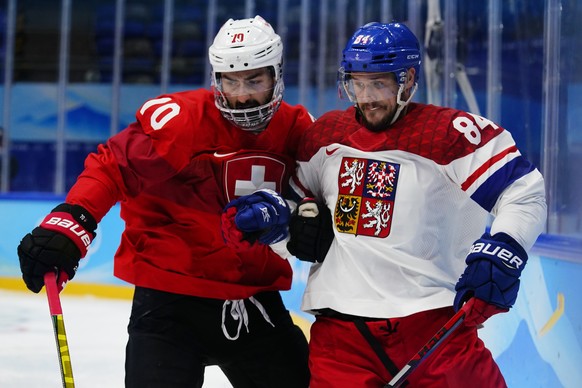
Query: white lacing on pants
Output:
[[221, 297, 275, 341]]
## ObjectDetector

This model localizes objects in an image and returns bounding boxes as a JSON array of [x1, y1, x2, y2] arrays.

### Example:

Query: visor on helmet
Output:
[[338, 69, 399, 103]]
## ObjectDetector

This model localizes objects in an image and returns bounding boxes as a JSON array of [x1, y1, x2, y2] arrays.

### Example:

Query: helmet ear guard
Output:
[[209, 15, 284, 132]]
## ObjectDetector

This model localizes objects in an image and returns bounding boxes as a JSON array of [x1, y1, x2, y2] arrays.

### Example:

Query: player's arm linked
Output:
[[221, 189, 291, 250], [286, 198, 334, 263]]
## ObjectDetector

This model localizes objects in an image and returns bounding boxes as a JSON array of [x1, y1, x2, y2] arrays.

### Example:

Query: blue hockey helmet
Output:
[[339, 22, 421, 85]]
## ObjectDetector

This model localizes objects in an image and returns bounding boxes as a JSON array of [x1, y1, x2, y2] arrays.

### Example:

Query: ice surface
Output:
[[0, 290, 233, 387]]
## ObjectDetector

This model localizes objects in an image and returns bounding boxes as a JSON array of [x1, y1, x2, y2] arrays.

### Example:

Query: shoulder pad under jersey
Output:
[[136, 95, 188, 135]]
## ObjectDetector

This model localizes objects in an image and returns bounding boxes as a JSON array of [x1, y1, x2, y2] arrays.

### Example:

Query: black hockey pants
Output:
[[125, 286, 310, 388]]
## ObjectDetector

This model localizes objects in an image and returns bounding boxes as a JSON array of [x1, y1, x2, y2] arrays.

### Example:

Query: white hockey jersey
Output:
[[291, 103, 546, 319]]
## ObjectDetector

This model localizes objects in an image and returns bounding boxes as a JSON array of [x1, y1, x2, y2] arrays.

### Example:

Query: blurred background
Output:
[[0, 0, 579, 237], [0, 0, 581, 387]]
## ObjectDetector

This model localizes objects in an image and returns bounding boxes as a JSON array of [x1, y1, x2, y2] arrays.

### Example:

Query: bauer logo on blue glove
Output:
[[221, 189, 291, 249], [454, 232, 528, 313], [468, 240, 525, 270]]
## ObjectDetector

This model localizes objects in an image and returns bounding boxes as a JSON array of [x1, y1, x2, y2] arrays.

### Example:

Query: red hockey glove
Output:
[[17, 203, 97, 293], [221, 206, 254, 251], [462, 297, 508, 327]]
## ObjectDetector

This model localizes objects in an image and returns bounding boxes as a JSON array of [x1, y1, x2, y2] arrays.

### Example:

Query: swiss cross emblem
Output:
[[334, 157, 400, 238], [223, 155, 286, 202]]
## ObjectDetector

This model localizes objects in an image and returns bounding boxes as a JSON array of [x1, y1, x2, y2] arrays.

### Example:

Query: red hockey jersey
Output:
[[66, 89, 313, 299]]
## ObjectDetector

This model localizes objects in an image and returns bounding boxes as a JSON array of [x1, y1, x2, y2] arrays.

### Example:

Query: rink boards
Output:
[[0, 197, 581, 388]]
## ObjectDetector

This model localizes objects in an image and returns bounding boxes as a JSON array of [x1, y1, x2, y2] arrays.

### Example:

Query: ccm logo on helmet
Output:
[[470, 242, 524, 270], [44, 217, 92, 248]]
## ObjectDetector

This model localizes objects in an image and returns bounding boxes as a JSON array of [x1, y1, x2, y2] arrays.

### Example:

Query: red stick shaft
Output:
[[44, 271, 75, 388]]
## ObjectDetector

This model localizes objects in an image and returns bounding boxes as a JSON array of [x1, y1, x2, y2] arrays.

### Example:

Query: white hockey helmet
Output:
[[208, 15, 284, 132]]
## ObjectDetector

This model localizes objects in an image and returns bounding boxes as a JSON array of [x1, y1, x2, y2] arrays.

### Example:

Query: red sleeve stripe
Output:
[[461, 145, 519, 191]]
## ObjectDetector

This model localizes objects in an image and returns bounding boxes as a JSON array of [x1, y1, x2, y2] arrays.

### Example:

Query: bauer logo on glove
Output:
[[17, 203, 97, 293], [43, 214, 93, 254], [468, 241, 525, 270], [454, 232, 528, 313]]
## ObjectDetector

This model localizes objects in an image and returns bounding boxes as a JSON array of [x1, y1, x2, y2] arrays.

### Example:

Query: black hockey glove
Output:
[[287, 199, 334, 263], [17, 203, 97, 293]]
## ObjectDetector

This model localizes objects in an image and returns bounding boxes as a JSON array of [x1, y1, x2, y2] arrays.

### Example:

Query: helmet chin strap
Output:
[[390, 82, 418, 124]]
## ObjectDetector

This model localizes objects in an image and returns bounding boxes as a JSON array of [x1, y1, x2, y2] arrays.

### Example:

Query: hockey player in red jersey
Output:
[[286, 22, 547, 387], [17, 15, 311, 387]]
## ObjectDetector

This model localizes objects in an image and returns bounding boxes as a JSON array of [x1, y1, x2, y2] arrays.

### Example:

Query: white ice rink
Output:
[[0, 289, 233, 387]]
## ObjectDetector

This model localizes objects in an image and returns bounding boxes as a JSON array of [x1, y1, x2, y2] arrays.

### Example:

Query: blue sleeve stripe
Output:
[[470, 156, 536, 212]]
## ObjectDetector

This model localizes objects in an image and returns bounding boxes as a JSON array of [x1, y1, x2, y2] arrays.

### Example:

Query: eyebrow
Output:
[[352, 75, 390, 81], [222, 70, 266, 81]]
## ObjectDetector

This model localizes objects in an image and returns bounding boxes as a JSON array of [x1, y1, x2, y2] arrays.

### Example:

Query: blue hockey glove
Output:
[[287, 198, 334, 263], [222, 189, 291, 246], [454, 232, 528, 312]]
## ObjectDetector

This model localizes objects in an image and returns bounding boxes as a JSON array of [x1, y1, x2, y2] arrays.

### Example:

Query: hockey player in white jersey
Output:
[[286, 22, 547, 387]]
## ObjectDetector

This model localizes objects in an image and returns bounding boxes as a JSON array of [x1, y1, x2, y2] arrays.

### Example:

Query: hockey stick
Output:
[[44, 271, 75, 388], [384, 303, 470, 388]]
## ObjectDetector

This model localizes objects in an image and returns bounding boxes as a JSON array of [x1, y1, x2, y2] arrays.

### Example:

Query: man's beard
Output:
[[356, 104, 395, 132], [234, 100, 261, 109]]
